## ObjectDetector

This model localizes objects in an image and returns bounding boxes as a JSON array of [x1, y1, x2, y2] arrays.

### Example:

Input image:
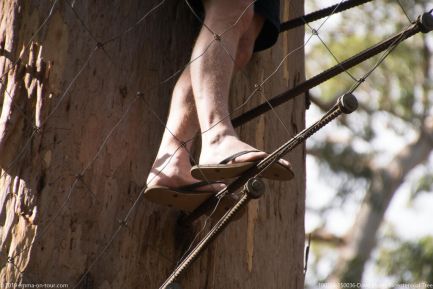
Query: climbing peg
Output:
[[338, 93, 358, 114], [420, 11, 433, 33], [244, 178, 265, 199]]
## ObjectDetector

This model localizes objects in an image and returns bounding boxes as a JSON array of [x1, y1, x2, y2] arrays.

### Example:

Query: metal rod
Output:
[[169, 95, 357, 286], [163, 11, 433, 287], [280, 0, 374, 32], [180, 94, 358, 225], [161, 178, 265, 288], [232, 18, 426, 128], [161, 192, 250, 288]]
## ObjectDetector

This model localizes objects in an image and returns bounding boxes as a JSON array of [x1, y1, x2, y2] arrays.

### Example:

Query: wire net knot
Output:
[[33, 126, 42, 134], [254, 83, 263, 92], [75, 173, 84, 180], [178, 141, 188, 149], [96, 42, 104, 49], [118, 218, 128, 227], [213, 33, 221, 41]]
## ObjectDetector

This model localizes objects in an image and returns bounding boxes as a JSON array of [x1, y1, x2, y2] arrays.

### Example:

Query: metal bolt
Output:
[[420, 11, 433, 33], [244, 178, 265, 199], [338, 93, 358, 114]]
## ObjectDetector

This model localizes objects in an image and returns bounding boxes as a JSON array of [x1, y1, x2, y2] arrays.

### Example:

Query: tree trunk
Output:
[[0, 1, 305, 288]]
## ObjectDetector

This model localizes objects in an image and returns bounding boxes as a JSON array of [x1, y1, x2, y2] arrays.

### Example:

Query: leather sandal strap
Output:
[[219, 150, 261, 164]]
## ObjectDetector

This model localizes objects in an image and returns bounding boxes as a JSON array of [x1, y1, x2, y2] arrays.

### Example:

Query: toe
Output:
[[277, 158, 292, 169]]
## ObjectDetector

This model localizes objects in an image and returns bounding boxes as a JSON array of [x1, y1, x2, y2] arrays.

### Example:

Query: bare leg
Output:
[[146, 68, 201, 187], [147, 1, 289, 188], [191, 0, 290, 168]]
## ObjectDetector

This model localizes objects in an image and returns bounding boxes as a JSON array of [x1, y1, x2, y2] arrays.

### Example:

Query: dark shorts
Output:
[[189, 0, 280, 52]]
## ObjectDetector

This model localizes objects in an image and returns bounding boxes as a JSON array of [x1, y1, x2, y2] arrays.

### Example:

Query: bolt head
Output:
[[421, 12, 433, 33], [339, 93, 358, 114], [245, 178, 265, 199]]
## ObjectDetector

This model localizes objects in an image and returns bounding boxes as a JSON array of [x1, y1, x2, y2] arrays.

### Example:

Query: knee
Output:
[[204, 0, 255, 35], [235, 40, 254, 70], [235, 13, 264, 70], [233, 1, 255, 34]]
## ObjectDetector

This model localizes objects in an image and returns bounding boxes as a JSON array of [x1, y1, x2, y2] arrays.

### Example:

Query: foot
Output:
[[199, 134, 291, 168], [146, 145, 224, 191]]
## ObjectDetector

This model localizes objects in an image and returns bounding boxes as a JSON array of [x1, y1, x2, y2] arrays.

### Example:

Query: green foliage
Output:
[[305, 0, 433, 284], [308, 0, 430, 122], [307, 0, 432, 186], [377, 237, 433, 283], [312, 141, 372, 179], [410, 171, 433, 200]]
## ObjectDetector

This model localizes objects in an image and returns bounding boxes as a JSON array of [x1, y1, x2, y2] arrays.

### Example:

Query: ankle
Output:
[[159, 136, 192, 152], [154, 141, 192, 166], [201, 128, 237, 147]]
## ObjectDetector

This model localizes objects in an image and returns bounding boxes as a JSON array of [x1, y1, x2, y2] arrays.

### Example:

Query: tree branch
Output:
[[308, 228, 347, 247], [329, 116, 433, 283]]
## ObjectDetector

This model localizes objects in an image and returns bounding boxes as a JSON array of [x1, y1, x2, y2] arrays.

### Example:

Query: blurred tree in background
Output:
[[377, 236, 433, 284], [304, 0, 433, 286]]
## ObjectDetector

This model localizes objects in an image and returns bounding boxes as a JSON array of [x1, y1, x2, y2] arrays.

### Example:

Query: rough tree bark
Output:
[[0, 0, 305, 288]]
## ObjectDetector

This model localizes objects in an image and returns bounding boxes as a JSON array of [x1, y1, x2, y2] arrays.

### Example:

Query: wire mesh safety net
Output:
[[0, 0, 423, 287]]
